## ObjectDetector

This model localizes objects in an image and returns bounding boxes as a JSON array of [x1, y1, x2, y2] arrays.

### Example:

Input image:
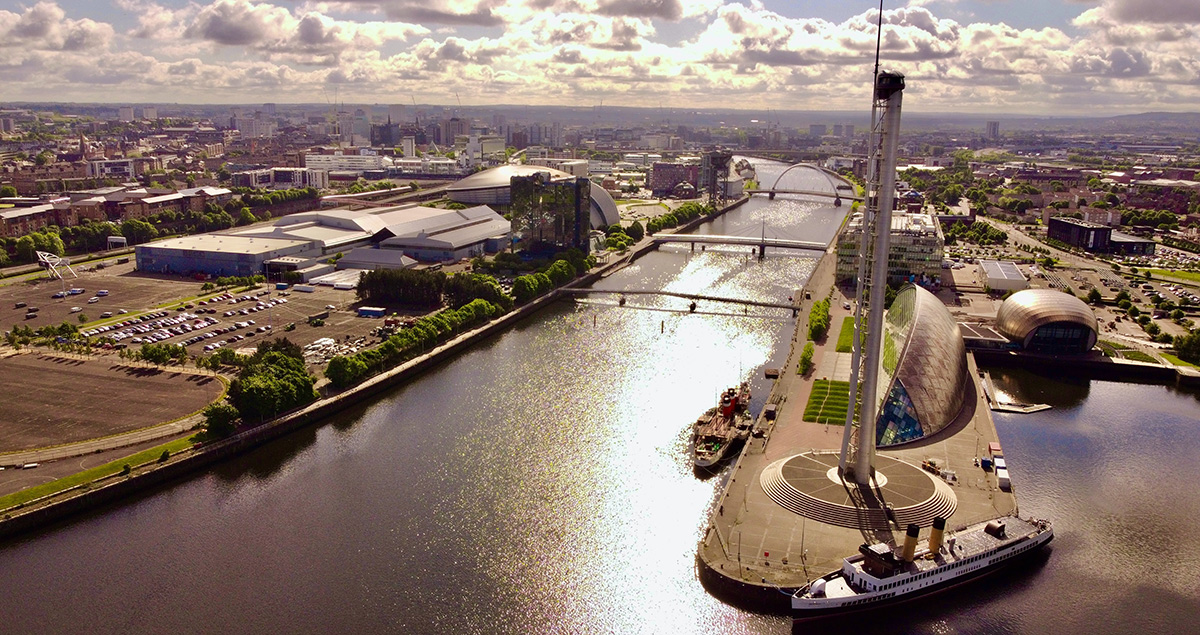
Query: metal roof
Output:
[[995, 288, 1098, 347], [979, 259, 1025, 282]]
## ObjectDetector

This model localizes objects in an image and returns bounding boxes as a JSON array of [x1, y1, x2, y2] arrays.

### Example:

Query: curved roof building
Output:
[[995, 288, 1098, 354], [446, 164, 619, 229], [875, 285, 970, 447]]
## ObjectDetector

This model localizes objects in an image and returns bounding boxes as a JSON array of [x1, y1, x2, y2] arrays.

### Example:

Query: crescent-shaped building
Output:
[[995, 288, 1098, 355], [446, 164, 620, 229], [874, 285, 971, 447]]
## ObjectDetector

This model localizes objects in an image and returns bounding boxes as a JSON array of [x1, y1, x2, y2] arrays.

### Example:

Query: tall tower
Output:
[[839, 70, 906, 486]]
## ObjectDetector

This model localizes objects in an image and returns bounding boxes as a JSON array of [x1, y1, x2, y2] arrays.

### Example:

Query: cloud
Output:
[[0, 1, 114, 51], [1102, 0, 1200, 24], [175, 0, 427, 64], [321, 0, 505, 26]]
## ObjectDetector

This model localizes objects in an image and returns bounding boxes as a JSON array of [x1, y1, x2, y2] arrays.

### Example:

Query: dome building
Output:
[[446, 164, 619, 229], [995, 288, 1098, 355], [874, 285, 971, 447]]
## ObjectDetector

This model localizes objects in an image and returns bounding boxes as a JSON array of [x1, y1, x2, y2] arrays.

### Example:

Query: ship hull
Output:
[[793, 521, 1053, 621]]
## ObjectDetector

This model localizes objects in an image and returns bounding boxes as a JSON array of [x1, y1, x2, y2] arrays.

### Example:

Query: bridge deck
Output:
[[745, 188, 863, 202], [559, 288, 799, 311], [651, 234, 827, 251]]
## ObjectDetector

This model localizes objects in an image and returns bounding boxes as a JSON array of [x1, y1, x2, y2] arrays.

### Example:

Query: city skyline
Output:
[[2, 1, 1199, 115]]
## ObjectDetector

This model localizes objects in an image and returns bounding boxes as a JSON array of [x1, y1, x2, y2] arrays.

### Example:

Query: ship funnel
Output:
[[901, 524, 920, 562], [929, 516, 946, 554]]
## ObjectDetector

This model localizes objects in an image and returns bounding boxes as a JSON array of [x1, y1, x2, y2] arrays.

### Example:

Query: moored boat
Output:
[[692, 382, 752, 468], [792, 515, 1053, 619]]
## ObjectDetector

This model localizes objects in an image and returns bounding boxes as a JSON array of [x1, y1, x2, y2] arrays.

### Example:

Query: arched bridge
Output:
[[748, 163, 862, 202]]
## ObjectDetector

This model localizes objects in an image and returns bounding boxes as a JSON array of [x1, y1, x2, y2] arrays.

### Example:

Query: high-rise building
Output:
[[844, 124, 855, 139], [117, 106, 134, 122], [141, 107, 157, 120], [809, 124, 827, 137], [263, 103, 277, 116], [986, 120, 1000, 140]]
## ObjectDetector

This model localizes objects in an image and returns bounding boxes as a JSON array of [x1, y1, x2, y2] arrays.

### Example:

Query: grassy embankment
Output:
[[836, 317, 855, 353], [804, 379, 852, 425], [1160, 352, 1197, 368], [0, 437, 197, 513], [1146, 269, 1200, 284]]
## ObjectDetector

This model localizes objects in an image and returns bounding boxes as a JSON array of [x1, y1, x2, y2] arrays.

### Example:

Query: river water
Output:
[[2, 163, 1198, 634]]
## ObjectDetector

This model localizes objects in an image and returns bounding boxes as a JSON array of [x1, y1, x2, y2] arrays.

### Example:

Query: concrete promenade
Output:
[[697, 246, 1019, 608]]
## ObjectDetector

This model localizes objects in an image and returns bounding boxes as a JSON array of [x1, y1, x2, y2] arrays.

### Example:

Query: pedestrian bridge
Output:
[[651, 234, 827, 252], [559, 288, 799, 312]]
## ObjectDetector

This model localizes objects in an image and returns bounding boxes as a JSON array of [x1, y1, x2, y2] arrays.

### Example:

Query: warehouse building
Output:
[[136, 204, 509, 278]]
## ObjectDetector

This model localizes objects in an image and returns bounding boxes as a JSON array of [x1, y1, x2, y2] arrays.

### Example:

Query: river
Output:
[[1, 162, 1197, 634]]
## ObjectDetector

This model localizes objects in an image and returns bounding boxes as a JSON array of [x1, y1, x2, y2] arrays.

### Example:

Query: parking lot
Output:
[[2, 260, 423, 372]]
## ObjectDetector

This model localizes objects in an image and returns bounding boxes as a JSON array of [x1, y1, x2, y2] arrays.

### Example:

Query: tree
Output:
[[1174, 330, 1200, 364], [626, 220, 645, 241], [34, 150, 55, 166], [202, 402, 240, 438], [1087, 288, 1103, 304], [121, 218, 159, 245], [236, 207, 258, 226], [0, 185, 16, 197]]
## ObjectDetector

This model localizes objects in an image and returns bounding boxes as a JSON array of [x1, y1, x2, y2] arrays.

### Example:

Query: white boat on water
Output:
[[792, 515, 1053, 619]]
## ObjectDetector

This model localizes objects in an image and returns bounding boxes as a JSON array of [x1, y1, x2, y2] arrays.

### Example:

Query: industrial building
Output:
[[1048, 216, 1157, 256], [135, 204, 510, 279], [995, 288, 1098, 355], [836, 212, 944, 286], [978, 260, 1029, 292]]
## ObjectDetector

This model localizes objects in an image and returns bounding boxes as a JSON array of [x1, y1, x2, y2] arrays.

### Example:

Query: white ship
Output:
[[792, 515, 1053, 619]]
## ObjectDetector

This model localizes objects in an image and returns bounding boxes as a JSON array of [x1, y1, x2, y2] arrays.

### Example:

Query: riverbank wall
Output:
[[0, 197, 753, 541]]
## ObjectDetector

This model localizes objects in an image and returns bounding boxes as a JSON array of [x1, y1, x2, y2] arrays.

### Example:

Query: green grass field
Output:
[[0, 437, 197, 512], [1121, 349, 1158, 363], [1100, 339, 1132, 351], [1147, 269, 1200, 284], [1160, 352, 1197, 368], [804, 379, 853, 425], [836, 317, 855, 353]]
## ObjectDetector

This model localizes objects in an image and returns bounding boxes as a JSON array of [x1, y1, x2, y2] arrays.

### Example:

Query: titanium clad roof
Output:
[[590, 185, 620, 227], [446, 164, 570, 192], [446, 164, 619, 229], [878, 285, 969, 445], [995, 288, 1099, 346]]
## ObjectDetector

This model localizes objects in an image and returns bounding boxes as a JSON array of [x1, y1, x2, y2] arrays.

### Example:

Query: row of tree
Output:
[[325, 299, 500, 388], [646, 202, 710, 234], [807, 298, 832, 341], [238, 187, 319, 208], [944, 220, 1008, 246]]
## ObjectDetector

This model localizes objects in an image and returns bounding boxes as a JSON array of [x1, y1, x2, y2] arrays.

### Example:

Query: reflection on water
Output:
[[989, 366, 1091, 409], [3, 161, 1193, 633]]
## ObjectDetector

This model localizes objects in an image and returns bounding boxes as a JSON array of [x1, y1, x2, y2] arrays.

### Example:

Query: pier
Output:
[[695, 249, 1020, 608]]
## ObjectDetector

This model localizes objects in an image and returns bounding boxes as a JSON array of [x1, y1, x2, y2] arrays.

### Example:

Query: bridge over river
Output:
[[558, 287, 801, 313]]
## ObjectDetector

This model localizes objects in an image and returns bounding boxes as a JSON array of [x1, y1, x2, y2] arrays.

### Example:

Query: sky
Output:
[[2, 0, 1199, 115]]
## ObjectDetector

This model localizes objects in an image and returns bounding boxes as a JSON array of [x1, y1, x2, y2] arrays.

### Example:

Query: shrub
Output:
[[798, 342, 815, 375]]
